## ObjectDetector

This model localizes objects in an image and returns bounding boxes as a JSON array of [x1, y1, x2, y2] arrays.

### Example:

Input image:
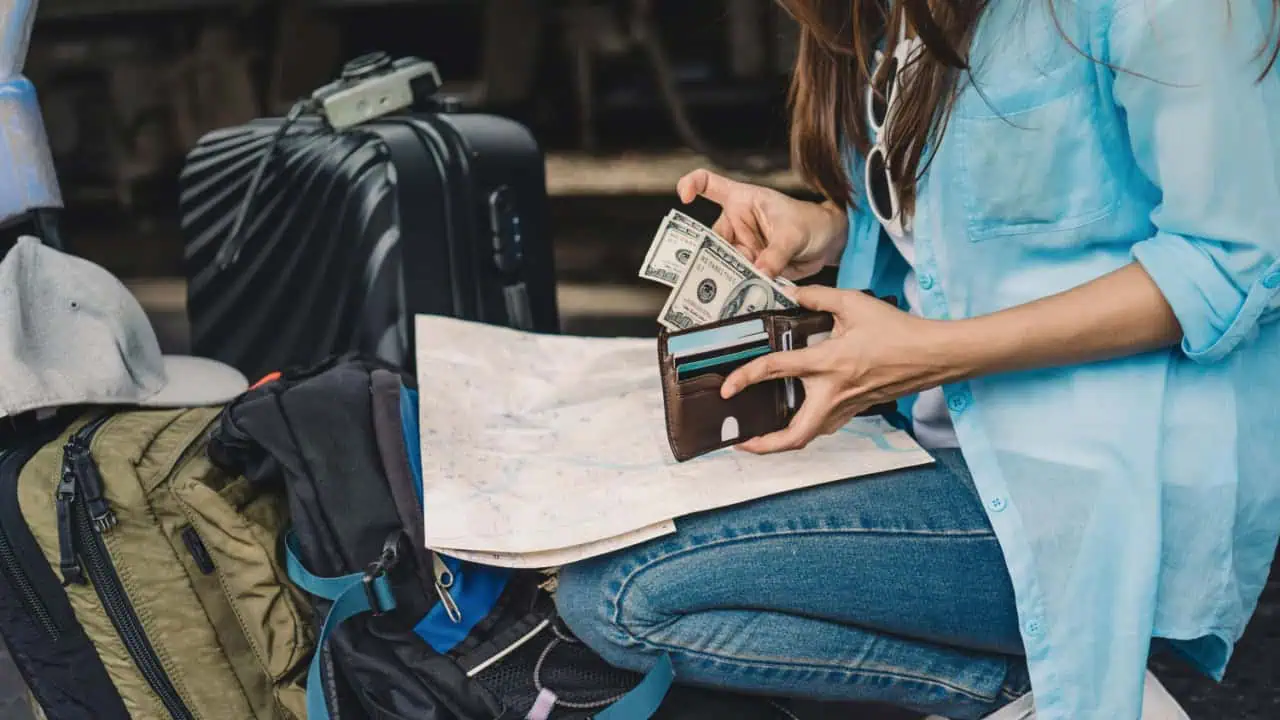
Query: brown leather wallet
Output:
[[657, 303, 897, 463]]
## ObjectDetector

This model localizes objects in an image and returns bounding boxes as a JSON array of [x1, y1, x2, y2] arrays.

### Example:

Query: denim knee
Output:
[[554, 556, 666, 673]]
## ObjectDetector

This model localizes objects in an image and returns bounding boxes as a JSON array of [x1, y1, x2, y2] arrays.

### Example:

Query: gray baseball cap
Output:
[[0, 237, 248, 420]]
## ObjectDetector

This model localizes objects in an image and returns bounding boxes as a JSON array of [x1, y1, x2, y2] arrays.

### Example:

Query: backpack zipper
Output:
[[66, 433, 117, 532], [0, 450, 61, 640], [55, 414, 112, 585], [55, 415, 196, 720], [430, 551, 462, 623]]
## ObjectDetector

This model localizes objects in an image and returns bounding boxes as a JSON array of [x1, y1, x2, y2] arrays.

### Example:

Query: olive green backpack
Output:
[[17, 406, 312, 719]]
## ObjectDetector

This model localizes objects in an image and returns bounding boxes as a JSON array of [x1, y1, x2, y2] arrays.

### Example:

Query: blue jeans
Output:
[[554, 450, 1032, 720]]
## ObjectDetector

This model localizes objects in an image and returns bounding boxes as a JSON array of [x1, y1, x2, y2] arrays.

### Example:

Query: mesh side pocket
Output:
[[473, 620, 644, 719]]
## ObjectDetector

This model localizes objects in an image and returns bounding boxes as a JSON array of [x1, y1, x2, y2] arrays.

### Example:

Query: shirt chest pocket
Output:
[[952, 63, 1121, 241]]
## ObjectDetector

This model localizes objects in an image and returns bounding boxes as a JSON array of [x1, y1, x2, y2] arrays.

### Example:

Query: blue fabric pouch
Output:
[[398, 384, 513, 653]]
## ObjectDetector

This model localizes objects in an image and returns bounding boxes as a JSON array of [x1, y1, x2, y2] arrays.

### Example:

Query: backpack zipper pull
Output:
[[431, 552, 462, 623], [55, 465, 84, 586], [67, 440, 116, 533]]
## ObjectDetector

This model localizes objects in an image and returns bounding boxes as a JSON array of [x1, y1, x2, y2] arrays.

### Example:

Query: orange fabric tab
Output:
[[250, 371, 282, 390]]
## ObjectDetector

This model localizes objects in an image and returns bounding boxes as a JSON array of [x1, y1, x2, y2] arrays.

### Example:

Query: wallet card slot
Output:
[[781, 329, 797, 410], [675, 344, 770, 381], [671, 373, 726, 396], [667, 317, 768, 359]]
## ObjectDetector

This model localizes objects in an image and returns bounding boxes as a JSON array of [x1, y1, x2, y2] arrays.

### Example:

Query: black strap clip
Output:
[[362, 532, 405, 616]]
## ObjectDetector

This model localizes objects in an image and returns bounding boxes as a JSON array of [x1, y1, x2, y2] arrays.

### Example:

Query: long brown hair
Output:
[[781, 0, 1280, 213]]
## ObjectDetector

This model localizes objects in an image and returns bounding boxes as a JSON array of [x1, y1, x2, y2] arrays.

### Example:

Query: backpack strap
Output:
[[594, 654, 674, 720], [284, 531, 675, 720], [285, 532, 397, 720]]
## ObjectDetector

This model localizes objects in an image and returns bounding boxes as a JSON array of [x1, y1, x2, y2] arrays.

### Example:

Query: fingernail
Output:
[[721, 384, 736, 399]]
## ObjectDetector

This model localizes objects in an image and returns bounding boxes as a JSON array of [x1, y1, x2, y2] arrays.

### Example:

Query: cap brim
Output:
[[135, 356, 249, 409]]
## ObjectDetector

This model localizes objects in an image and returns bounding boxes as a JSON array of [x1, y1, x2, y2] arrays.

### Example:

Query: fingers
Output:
[[722, 346, 824, 398], [792, 285, 861, 315], [713, 215, 767, 264], [737, 400, 826, 454], [677, 169, 739, 206], [710, 214, 738, 247], [752, 246, 792, 279], [739, 395, 867, 455]]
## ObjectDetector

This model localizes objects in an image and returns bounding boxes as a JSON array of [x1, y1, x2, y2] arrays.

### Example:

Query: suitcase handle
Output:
[[216, 100, 316, 270], [376, 122, 538, 335]]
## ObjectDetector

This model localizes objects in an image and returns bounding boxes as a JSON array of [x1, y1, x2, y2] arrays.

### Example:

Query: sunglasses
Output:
[[865, 21, 923, 237]]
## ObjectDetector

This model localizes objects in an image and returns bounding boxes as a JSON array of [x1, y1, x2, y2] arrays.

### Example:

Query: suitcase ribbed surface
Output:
[[179, 120, 409, 380]]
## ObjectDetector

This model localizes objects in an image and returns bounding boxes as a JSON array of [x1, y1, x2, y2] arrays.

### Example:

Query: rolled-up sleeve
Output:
[[1108, 0, 1280, 363]]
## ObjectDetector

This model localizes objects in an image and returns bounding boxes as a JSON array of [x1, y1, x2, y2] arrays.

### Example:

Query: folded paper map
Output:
[[434, 521, 676, 570], [416, 315, 933, 566]]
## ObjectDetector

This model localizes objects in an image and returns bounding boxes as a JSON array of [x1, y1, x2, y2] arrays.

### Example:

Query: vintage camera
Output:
[[311, 52, 444, 130]]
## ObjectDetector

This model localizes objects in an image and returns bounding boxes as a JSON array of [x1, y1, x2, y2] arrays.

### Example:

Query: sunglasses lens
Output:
[[870, 89, 888, 130], [869, 57, 898, 130], [868, 149, 894, 222]]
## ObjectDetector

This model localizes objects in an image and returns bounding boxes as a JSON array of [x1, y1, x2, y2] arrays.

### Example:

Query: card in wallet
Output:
[[657, 298, 899, 462]]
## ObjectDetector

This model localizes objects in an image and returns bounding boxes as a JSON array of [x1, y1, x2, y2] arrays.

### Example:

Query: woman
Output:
[[555, 1, 1280, 718]]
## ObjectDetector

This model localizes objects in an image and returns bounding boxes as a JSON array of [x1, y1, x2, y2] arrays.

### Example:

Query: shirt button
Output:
[[918, 273, 936, 290], [989, 497, 1008, 512], [1263, 271, 1280, 289], [947, 390, 972, 414], [1025, 620, 1043, 637]]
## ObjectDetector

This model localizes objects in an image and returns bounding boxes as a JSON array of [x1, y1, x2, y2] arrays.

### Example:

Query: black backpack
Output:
[[208, 356, 793, 720], [0, 414, 129, 720]]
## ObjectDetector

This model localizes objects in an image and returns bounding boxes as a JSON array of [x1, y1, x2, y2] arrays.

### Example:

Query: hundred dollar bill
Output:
[[664, 208, 706, 234], [658, 234, 797, 331], [638, 210, 709, 287]]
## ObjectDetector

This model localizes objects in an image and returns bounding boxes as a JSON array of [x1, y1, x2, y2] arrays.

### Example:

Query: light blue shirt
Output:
[[836, 1, 1280, 717]]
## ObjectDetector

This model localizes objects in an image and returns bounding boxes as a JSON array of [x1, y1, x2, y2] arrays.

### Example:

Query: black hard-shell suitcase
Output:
[[0, 416, 130, 720], [177, 56, 558, 381]]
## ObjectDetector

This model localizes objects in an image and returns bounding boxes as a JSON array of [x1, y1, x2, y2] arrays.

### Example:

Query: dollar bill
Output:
[[638, 210, 709, 287], [658, 234, 797, 331], [664, 208, 706, 234]]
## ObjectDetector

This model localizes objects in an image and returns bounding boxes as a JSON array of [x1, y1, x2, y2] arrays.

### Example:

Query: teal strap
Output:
[[285, 532, 396, 720], [285, 531, 675, 720], [595, 654, 675, 720]]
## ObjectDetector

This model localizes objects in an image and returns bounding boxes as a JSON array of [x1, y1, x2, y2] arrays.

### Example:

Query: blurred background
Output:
[[18, 0, 820, 346], [1, 1, 1276, 718]]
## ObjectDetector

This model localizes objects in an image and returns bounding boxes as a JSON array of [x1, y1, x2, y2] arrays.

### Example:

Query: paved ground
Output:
[[4, 192, 1277, 718]]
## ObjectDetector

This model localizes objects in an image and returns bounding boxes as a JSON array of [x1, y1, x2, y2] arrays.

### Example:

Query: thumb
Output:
[[722, 345, 825, 398], [677, 169, 739, 206], [793, 285, 851, 315]]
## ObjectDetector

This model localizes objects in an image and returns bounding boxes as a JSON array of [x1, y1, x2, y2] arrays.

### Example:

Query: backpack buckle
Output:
[[362, 532, 405, 616], [361, 572, 389, 616]]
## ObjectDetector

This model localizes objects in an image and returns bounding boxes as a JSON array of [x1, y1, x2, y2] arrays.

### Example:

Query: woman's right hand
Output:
[[676, 169, 848, 281]]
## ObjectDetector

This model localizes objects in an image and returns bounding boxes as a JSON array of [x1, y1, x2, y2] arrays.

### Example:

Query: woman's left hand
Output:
[[721, 286, 961, 454]]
